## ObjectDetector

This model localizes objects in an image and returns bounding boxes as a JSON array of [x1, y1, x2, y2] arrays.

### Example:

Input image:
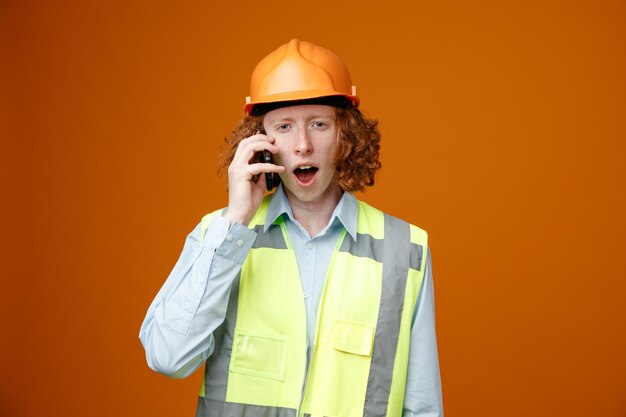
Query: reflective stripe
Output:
[[200, 274, 241, 403], [197, 397, 296, 417], [338, 233, 384, 263], [409, 242, 423, 271], [363, 214, 410, 417], [252, 225, 288, 249]]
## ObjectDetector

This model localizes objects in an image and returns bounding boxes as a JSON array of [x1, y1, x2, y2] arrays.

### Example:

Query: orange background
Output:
[[2, 1, 625, 416]]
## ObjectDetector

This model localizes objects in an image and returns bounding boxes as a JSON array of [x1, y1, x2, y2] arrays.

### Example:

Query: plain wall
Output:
[[2, 0, 625, 416]]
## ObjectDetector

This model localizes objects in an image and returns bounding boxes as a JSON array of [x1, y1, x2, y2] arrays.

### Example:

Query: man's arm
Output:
[[138, 215, 255, 379], [403, 249, 444, 416]]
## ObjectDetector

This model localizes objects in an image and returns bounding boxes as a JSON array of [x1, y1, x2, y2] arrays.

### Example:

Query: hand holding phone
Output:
[[225, 130, 284, 227]]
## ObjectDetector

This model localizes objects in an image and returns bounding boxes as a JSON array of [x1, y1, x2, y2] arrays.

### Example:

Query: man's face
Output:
[[263, 104, 341, 206]]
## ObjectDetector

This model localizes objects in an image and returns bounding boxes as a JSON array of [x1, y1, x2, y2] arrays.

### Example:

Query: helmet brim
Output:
[[245, 91, 360, 115]]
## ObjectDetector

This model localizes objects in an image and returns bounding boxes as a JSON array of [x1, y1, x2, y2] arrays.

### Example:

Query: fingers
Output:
[[246, 163, 285, 177], [233, 134, 279, 163], [229, 133, 282, 180], [232, 163, 284, 185], [225, 133, 281, 226]]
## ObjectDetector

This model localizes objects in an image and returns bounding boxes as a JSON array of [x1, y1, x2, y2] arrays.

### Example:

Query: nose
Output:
[[294, 126, 313, 155]]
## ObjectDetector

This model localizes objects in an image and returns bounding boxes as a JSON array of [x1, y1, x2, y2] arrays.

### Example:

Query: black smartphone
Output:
[[256, 130, 281, 192], [263, 150, 281, 192]]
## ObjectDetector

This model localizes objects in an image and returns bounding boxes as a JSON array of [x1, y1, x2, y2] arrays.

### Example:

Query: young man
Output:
[[140, 39, 443, 417]]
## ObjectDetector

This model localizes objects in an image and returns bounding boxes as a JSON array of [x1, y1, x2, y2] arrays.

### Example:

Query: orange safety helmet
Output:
[[244, 39, 360, 114]]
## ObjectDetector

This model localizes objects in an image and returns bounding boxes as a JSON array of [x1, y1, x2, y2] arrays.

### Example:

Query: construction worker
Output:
[[140, 39, 443, 417]]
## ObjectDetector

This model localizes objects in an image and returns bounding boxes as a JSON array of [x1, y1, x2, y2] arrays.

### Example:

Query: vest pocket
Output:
[[230, 329, 287, 381], [332, 320, 375, 357]]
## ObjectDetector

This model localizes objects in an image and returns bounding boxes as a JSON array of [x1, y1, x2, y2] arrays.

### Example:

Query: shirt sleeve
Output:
[[403, 248, 444, 417], [138, 214, 256, 379]]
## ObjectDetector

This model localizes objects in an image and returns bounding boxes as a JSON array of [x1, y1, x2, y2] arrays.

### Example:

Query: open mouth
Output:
[[294, 165, 318, 184]]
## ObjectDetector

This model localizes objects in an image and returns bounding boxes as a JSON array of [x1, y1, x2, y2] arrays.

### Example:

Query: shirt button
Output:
[[303, 293, 310, 299], [198, 277, 205, 284], [226, 234, 233, 242], [236, 239, 244, 247], [305, 243, 312, 250]]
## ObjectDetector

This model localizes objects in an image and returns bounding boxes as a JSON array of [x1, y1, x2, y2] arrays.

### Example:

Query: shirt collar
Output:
[[265, 183, 358, 241]]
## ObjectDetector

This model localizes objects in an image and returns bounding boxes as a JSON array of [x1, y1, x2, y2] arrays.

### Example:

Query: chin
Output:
[[282, 183, 318, 202], [292, 190, 321, 203]]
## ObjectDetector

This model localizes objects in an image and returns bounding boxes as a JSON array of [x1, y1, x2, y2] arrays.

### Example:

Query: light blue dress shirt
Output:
[[140, 185, 443, 416]]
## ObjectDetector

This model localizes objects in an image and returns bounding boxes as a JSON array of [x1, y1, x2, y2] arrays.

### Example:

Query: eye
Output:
[[311, 121, 329, 129], [275, 123, 291, 132]]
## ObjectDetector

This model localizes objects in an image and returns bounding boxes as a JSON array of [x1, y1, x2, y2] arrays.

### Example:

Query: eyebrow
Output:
[[267, 113, 335, 125]]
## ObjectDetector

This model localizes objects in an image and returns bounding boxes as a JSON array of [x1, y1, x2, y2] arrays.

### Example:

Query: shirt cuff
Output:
[[214, 219, 257, 264]]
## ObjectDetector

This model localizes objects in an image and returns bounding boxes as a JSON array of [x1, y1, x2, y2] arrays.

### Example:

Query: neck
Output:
[[285, 186, 343, 237]]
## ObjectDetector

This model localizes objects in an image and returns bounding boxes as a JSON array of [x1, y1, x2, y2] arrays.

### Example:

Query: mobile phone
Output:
[[256, 145, 281, 192], [254, 128, 281, 192]]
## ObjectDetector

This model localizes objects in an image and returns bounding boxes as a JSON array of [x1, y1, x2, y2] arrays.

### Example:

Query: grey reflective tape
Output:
[[409, 242, 424, 271], [338, 233, 384, 263], [252, 225, 288, 249], [363, 214, 410, 417], [197, 397, 296, 417], [201, 273, 241, 402]]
